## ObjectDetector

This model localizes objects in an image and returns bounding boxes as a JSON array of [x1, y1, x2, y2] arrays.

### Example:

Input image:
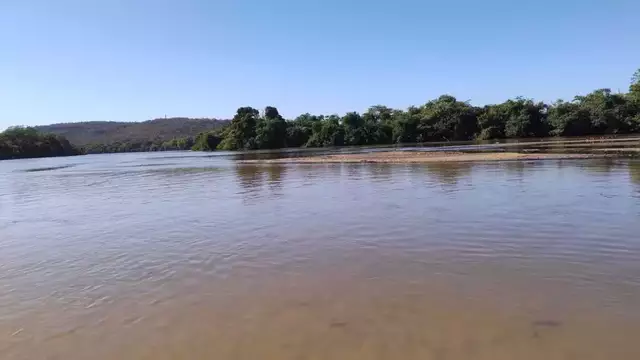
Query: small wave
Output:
[[3, 218, 72, 227], [120, 163, 179, 168], [20, 165, 76, 173], [143, 154, 211, 160], [144, 167, 225, 174]]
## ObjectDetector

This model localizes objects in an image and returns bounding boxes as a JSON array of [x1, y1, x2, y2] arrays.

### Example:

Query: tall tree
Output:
[[392, 109, 419, 143], [218, 107, 260, 150], [631, 69, 640, 97], [415, 95, 478, 141], [630, 69, 640, 130], [548, 100, 593, 136], [255, 106, 287, 149], [306, 115, 345, 147]]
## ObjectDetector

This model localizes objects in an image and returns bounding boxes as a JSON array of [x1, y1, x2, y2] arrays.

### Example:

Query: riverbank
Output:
[[239, 151, 611, 164]]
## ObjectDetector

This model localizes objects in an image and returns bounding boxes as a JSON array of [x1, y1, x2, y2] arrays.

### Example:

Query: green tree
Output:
[[477, 105, 507, 139], [254, 106, 287, 149], [285, 113, 323, 147], [562, 89, 636, 135], [192, 132, 222, 151], [363, 105, 396, 124], [342, 112, 365, 145], [548, 100, 593, 136], [218, 107, 260, 150], [631, 69, 640, 97], [306, 115, 345, 147], [361, 106, 394, 145], [478, 98, 549, 139], [415, 95, 478, 141], [392, 109, 419, 143], [0, 127, 81, 160]]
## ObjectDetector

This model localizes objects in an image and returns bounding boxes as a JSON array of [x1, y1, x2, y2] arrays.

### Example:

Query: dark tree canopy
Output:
[[189, 131, 221, 151], [0, 127, 80, 160], [478, 98, 548, 139], [218, 107, 260, 150]]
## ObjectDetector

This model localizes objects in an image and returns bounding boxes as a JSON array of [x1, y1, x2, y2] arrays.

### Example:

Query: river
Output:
[[1, 151, 640, 359]]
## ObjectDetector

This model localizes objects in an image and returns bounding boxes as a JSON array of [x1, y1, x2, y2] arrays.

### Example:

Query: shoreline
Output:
[[238, 151, 617, 164]]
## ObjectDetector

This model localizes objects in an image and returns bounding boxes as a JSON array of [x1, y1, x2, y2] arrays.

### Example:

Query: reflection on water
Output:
[[236, 164, 265, 192], [235, 164, 288, 202], [365, 164, 394, 183], [504, 160, 527, 177], [266, 164, 286, 192], [1, 152, 640, 359], [423, 162, 474, 186], [578, 158, 620, 175]]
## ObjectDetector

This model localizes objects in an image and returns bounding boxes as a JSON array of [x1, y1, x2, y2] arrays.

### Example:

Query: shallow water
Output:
[[1, 152, 640, 359]]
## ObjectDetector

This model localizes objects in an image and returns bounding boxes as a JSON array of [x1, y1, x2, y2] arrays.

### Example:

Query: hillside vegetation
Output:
[[35, 117, 227, 153]]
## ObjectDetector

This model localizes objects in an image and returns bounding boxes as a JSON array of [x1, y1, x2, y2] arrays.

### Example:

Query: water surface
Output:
[[1, 152, 640, 359]]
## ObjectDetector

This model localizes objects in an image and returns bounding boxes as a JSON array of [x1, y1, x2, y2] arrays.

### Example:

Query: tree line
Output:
[[170, 69, 640, 151], [0, 127, 80, 160], [82, 132, 221, 153], [5, 68, 640, 157]]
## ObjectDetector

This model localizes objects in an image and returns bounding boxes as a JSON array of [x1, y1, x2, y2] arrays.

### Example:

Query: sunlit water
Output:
[[1, 151, 640, 359]]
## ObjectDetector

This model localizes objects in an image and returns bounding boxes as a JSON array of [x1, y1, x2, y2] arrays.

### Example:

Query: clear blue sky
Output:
[[1, 0, 639, 128]]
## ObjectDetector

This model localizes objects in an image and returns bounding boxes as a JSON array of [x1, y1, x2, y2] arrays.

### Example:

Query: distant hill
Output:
[[35, 117, 228, 153]]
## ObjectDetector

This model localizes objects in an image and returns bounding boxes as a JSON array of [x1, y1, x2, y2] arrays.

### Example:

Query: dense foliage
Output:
[[35, 117, 227, 153], [192, 69, 640, 151], [0, 127, 80, 160]]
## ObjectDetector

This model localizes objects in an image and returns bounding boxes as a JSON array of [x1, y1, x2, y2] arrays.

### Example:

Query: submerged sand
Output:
[[240, 151, 606, 164]]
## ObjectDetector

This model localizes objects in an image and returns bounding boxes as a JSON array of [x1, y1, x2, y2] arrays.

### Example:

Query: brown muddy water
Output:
[[1, 150, 640, 359]]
